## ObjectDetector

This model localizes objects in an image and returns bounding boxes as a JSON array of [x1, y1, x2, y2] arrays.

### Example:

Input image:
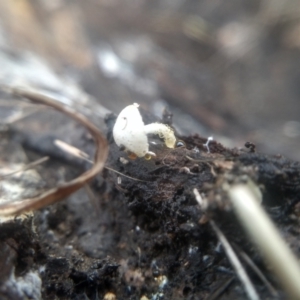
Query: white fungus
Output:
[[113, 103, 176, 158], [203, 136, 213, 153]]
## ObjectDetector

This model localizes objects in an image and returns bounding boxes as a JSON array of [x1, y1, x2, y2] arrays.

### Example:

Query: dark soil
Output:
[[1, 111, 300, 300], [1, 1, 300, 299]]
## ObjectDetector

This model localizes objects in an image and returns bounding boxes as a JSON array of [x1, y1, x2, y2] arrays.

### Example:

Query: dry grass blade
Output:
[[4, 107, 45, 124], [0, 156, 49, 178], [210, 220, 260, 300], [229, 183, 300, 299], [104, 166, 150, 182], [205, 277, 234, 300], [194, 189, 259, 299], [54, 139, 93, 162], [0, 87, 108, 216], [233, 245, 278, 297], [54, 139, 149, 182]]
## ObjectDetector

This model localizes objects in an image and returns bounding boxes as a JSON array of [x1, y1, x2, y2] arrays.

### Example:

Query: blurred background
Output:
[[1, 0, 300, 160]]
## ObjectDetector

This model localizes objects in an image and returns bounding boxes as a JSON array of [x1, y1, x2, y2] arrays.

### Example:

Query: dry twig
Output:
[[233, 245, 278, 297], [0, 156, 49, 178], [229, 183, 300, 299], [205, 277, 234, 300], [194, 187, 259, 299], [210, 220, 260, 300], [54, 139, 149, 182], [0, 87, 108, 215]]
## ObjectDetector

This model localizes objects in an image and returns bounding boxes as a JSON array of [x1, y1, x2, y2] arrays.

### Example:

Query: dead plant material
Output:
[[54, 139, 92, 162], [205, 277, 234, 300], [233, 245, 278, 297], [0, 156, 49, 178], [228, 183, 300, 299], [0, 88, 108, 216], [210, 220, 260, 300], [55, 139, 149, 182]]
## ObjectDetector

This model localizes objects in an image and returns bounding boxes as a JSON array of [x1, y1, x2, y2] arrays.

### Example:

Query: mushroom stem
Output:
[[144, 123, 176, 148]]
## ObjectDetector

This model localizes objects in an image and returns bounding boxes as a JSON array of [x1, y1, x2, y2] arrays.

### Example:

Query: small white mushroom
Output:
[[113, 103, 176, 158], [113, 103, 149, 157]]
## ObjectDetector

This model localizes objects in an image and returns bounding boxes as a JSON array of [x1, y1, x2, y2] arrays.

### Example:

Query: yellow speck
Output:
[[103, 292, 116, 300], [144, 153, 152, 160]]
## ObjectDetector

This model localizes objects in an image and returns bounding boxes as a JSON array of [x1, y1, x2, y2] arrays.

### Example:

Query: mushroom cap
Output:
[[113, 103, 149, 157]]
